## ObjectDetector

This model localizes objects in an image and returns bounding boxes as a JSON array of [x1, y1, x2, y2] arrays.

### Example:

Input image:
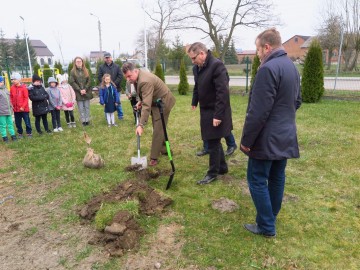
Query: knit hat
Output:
[[0, 76, 4, 83], [10, 72, 22, 81], [62, 73, 69, 82], [47, 77, 58, 84], [32, 74, 42, 83]]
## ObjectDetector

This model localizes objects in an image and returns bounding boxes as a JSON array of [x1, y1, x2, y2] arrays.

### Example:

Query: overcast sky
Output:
[[0, 0, 325, 64]]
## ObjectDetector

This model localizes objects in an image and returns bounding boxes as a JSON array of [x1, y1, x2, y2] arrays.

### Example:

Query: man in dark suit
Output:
[[122, 62, 176, 166], [188, 42, 233, 185], [98, 53, 124, 119], [240, 28, 302, 237]]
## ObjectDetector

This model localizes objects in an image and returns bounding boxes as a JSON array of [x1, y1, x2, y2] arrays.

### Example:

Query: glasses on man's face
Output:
[[191, 53, 200, 61]]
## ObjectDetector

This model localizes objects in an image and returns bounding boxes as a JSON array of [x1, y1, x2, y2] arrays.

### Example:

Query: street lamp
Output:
[[140, 1, 148, 69], [90, 13, 103, 59], [19, 16, 33, 75]]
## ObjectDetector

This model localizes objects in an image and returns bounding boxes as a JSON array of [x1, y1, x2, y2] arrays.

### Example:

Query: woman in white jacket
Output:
[[59, 74, 77, 128]]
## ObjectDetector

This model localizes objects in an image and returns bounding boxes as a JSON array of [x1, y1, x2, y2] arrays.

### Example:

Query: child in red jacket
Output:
[[10, 73, 32, 138]]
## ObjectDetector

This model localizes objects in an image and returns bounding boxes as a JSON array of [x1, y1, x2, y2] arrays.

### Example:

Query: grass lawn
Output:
[[2, 87, 360, 269]]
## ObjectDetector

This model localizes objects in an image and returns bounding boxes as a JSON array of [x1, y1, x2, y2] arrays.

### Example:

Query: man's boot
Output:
[[2, 136, 9, 143]]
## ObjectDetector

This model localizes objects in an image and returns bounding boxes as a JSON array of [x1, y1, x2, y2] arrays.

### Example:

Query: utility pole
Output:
[[141, 0, 148, 69], [90, 13, 103, 59], [19, 16, 33, 75]]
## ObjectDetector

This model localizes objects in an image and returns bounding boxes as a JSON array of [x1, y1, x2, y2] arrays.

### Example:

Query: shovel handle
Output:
[[137, 134, 141, 158]]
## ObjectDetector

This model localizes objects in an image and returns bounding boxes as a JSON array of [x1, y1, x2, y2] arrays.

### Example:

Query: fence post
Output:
[[245, 56, 249, 93], [334, 25, 344, 91]]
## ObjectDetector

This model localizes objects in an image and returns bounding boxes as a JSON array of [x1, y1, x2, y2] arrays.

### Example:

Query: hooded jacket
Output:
[[28, 84, 49, 116], [0, 85, 12, 115], [10, 83, 30, 112], [59, 82, 76, 110], [46, 86, 62, 110]]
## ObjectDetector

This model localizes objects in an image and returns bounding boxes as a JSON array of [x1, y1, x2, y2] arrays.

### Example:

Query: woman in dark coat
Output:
[[28, 75, 51, 134], [189, 42, 233, 185]]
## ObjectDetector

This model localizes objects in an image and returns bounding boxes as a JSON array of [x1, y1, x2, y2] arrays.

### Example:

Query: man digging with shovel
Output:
[[122, 62, 176, 167]]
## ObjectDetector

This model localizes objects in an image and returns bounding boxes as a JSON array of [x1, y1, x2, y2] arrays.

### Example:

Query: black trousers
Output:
[[35, 114, 49, 133], [50, 110, 61, 129], [207, 138, 228, 177], [64, 110, 75, 123]]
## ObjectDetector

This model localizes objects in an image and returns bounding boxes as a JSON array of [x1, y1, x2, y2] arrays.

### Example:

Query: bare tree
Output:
[[135, 26, 159, 70], [318, 0, 360, 71], [342, 0, 360, 71], [181, 0, 279, 61], [317, 11, 342, 70], [54, 31, 65, 65], [143, 0, 188, 60]]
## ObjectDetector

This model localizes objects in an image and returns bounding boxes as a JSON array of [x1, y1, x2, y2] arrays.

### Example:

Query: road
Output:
[[165, 75, 360, 91]]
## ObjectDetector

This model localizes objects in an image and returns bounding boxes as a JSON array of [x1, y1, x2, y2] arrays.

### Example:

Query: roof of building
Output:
[[90, 51, 110, 59], [300, 36, 316, 48], [236, 49, 256, 55], [282, 35, 311, 45], [3, 38, 54, 57]]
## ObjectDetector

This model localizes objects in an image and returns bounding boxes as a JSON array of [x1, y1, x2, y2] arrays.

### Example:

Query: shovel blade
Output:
[[131, 156, 148, 170]]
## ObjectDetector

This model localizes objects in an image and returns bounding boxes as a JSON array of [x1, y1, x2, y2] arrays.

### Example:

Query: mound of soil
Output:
[[212, 197, 239, 213], [79, 180, 173, 257], [124, 166, 166, 181], [89, 210, 143, 257]]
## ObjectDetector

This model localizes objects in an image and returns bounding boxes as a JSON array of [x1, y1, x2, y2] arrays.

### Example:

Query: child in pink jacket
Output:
[[59, 74, 77, 128]]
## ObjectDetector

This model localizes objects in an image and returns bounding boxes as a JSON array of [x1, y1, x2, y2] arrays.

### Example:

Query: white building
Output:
[[3, 38, 54, 66]]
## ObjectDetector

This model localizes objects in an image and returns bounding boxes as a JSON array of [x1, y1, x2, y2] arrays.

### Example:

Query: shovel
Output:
[[156, 99, 175, 190], [131, 109, 147, 170]]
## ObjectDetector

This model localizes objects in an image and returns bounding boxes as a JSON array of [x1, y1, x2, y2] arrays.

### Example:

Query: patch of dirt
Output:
[[124, 166, 167, 182], [211, 197, 239, 213], [0, 181, 108, 270], [229, 159, 241, 165], [238, 179, 251, 196], [122, 223, 202, 270], [89, 211, 144, 257], [283, 193, 299, 203], [79, 180, 173, 257], [0, 145, 200, 269], [79, 180, 172, 220]]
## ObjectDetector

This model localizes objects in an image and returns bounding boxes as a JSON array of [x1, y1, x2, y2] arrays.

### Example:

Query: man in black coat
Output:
[[97, 53, 124, 119], [188, 42, 233, 185], [240, 28, 301, 237]]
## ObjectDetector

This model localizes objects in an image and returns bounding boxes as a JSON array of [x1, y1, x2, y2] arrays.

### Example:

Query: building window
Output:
[[294, 37, 298, 43], [40, 58, 45, 65], [48, 58, 52, 65]]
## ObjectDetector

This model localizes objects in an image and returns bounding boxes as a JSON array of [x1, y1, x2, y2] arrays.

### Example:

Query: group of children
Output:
[[0, 71, 130, 143], [0, 72, 77, 142]]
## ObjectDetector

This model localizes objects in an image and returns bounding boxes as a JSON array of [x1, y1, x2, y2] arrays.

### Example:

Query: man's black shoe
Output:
[[197, 175, 217, 185], [225, 145, 237, 156], [196, 149, 209, 156], [243, 224, 276, 238]]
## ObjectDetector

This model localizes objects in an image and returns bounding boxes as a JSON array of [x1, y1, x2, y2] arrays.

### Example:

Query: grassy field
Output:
[[2, 88, 360, 269]]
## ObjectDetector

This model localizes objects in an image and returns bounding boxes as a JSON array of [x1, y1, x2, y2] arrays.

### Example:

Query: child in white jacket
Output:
[[59, 74, 77, 128]]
